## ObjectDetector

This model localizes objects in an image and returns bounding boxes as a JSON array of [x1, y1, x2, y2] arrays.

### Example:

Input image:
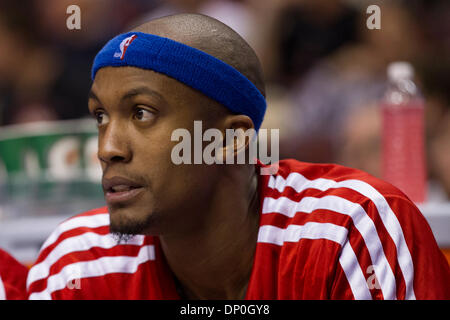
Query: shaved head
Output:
[[131, 13, 266, 97]]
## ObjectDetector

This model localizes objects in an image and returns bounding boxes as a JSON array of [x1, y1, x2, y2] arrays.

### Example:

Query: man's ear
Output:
[[219, 115, 256, 163]]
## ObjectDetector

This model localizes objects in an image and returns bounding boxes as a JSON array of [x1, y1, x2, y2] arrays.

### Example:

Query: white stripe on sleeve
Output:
[[39, 213, 110, 252], [257, 222, 371, 299], [27, 232, 145, 289], [257, 222, 348, 246], [263, 195, 397, 299], [267, 172, 415, 299], [339, 240, 372, 300], [28, 244, 155, 300]]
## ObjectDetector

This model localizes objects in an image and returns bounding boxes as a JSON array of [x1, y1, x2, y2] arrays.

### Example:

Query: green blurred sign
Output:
[[0, 119, 104, 204]]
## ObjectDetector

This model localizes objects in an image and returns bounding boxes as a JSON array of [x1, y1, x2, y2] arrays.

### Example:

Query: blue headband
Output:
[[91, 32, 266, 130]]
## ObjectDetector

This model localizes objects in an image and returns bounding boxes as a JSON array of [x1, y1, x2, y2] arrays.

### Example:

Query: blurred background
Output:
[[0, 0, 449, 265]]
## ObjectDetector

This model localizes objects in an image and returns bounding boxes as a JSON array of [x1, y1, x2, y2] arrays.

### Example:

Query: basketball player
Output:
[[27, 14, 450, 300]]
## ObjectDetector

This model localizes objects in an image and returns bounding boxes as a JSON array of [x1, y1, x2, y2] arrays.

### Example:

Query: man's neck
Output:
[[159, 166, 260, 300]]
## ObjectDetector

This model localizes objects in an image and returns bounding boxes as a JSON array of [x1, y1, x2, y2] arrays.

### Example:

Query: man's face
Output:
[[88, 66, 223, 238]]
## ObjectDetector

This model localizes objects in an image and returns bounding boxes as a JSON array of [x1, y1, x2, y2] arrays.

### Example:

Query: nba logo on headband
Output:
[[113, 34, 137, 60]]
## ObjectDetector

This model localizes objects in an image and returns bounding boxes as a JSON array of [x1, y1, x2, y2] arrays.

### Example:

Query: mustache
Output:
[[101, 168, 148, 186]]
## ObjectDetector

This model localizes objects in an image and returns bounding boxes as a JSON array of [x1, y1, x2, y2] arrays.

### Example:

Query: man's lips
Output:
[[102, 176, 145, 205]]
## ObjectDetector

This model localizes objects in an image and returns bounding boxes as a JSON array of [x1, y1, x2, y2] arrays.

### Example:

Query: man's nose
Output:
[[97, 122, 132, 164]]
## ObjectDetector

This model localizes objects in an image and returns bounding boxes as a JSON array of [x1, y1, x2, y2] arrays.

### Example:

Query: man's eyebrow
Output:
[[120, 86, 166, 103], [87, 87, 166, 104], [88, 89, 99, 101]]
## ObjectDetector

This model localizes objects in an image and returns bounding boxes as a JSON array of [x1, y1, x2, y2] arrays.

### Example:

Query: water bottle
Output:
[[381, 62, 426, 203]]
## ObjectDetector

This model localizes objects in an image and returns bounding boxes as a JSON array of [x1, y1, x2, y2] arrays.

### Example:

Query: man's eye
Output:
[[94, 111, 109, 125], [134, 108, 154, 121]]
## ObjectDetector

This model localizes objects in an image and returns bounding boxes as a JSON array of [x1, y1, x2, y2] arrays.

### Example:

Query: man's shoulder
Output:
[[39, 206, 111, 253], [31, 206, 155, 265], [268, 159, 412, 207], [27, 207, 155, 299], [257, 160, 432, 299], [259, 159, 421, 247]]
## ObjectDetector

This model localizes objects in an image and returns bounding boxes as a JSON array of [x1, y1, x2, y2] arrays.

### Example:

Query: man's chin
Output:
[[108, 206, 157, 240], [110, 232, 137, 244]]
